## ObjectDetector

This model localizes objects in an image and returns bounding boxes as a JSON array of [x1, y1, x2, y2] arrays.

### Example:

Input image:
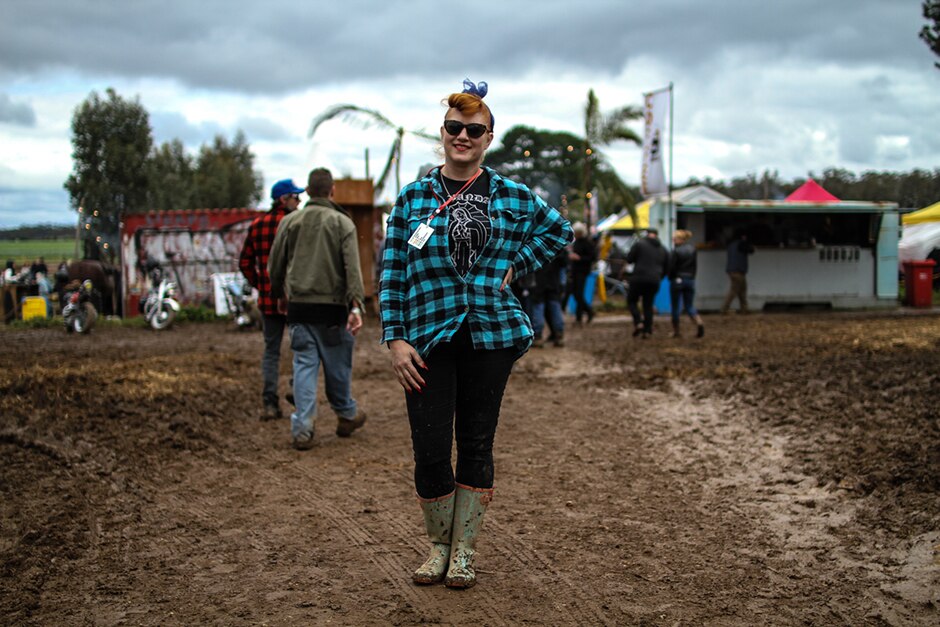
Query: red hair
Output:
[[444, 93, 493, 129]]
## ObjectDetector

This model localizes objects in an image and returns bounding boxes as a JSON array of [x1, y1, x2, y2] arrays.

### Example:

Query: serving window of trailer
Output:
[[699, 211, 879, 249]]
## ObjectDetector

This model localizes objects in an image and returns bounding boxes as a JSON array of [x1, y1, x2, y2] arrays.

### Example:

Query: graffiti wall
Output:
[[120, 209, 261, 315]]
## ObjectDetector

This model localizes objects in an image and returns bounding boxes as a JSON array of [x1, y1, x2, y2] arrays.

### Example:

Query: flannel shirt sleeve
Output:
[[378, 195, 409, 344], [511, 194, 572, 280], [267, 221, 288, 300], [238, 222, 258, 287]]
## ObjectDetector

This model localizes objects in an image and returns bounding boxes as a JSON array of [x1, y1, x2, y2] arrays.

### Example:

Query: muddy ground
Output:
[[1, 309, 938, 626]]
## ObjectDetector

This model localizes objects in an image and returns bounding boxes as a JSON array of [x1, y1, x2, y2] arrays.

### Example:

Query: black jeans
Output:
[[569, 270, 594, 322], [628, 278, 659, 333], [405, 323, 517, 499], [261, 314, 286, 407]]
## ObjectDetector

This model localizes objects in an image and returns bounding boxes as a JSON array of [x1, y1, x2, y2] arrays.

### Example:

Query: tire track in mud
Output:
[[379, 469, 608, 626], [366, 459, 606, 625], [226, 453, 513, 626], [483, 519, 614, 626]]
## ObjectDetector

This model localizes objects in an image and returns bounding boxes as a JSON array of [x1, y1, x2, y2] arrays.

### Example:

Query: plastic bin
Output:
[[21, 296, 48, 320], [902, 260, 936, 308]]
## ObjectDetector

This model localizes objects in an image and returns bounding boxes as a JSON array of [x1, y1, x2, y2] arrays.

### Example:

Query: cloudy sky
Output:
[[1, 0, 937, 227]]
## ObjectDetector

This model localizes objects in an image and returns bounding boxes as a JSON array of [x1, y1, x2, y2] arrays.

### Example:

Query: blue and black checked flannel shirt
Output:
[[380, 166, 572, 358]]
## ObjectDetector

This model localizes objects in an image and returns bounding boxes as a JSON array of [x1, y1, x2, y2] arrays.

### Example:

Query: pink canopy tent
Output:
[[785, 179, 840, 202]]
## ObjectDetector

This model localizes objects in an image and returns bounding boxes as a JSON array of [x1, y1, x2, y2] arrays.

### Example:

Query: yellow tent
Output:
[[902, 201, 940, 225], [606, 200, 651, 230]]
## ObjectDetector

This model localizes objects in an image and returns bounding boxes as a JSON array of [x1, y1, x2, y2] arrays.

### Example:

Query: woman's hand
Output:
[[389, 339, 427, 393], [499, 267, 514, 291]]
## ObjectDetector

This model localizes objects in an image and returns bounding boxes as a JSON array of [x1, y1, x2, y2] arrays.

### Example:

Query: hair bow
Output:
[[461, 79, 488, 99]]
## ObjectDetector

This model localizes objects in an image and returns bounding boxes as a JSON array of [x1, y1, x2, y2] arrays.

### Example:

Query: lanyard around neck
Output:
[[426, 168, 483, 225]]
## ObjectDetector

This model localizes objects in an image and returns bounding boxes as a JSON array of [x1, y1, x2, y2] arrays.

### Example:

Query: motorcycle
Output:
[[62, 279, 98, 334], [223, 277, 261, 330], [140, 268, 181, 330]]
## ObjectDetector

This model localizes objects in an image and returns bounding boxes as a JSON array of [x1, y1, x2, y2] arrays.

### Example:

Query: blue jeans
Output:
[[288, 322, 358, 438], [531, 298, 564, 338], [670, 278, 699, 322], [261, 314, 286, 407]]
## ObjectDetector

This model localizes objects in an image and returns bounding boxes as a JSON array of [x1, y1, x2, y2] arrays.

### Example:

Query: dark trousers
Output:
[[569, 270, 594, 322], [261, 314, 286, 406], [405, 323, 517, 499], [628, 278, 659, 333]]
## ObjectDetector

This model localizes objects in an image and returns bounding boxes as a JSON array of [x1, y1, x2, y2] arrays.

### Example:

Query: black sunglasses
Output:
[[443, 120, 490, 139]]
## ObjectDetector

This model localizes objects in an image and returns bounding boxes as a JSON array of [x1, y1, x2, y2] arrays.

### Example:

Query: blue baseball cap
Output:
[[271, 179, 304, 200]]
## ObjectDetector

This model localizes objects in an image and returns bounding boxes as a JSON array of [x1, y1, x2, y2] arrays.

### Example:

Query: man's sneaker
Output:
[[291, 432, 315, 450], [336, 411, 367, 438], [260, 404, 282, 421]]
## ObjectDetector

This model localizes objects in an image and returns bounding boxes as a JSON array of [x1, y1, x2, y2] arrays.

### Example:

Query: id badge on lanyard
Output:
[[408, 223, 434, 249], [408, 169, 482, 250]]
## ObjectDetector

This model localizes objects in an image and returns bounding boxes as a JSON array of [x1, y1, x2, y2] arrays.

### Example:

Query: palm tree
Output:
[[308, 105, 438, 200], [580, 89, 643, 228]]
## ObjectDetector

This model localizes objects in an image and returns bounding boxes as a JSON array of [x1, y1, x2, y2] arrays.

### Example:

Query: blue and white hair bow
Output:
[[460, 78, 494, 128], [462, 79, 488, 99]]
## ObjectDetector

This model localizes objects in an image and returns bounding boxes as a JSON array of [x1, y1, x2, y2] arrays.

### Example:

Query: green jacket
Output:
[[268, 197, 365, 308]]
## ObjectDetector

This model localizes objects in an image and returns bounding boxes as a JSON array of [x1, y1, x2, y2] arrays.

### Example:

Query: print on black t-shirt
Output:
[[441, 173, 491, 276]]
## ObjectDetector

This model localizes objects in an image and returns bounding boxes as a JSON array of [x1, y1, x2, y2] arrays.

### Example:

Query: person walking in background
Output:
[[268, 168, 367, 451], [567, 222, 597, 324], [239, 178, 304, 421], [30, 257, 48, 277], [531, 248, 567, 347], [721, 229, 755, 314], [379, 80, 571, 589], [626, 227, 669, 338], [668, 229, 705, 338]]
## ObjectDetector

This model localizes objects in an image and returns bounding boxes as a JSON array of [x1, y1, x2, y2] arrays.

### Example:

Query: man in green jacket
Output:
[[268, 168, 367, 451]]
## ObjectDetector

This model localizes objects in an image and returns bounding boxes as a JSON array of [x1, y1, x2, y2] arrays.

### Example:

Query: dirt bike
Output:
[[140, 269, 180, 330], [62, 279, 98, 334]]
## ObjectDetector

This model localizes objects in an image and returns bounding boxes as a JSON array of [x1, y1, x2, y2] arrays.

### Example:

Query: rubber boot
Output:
[[412, 492, 455, 584], [444, 484, 493, 589]]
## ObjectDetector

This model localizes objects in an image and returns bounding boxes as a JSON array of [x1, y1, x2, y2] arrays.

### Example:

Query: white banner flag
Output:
[[641, 87, 670, 197]]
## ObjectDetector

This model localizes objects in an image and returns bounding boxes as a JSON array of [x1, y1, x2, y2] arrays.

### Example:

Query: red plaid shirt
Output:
[[239, 205, 292, 316]]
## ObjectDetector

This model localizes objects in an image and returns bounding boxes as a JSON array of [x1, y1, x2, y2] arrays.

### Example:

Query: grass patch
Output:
[[0, 239, 76, 265], [1, 306, 225, 331]]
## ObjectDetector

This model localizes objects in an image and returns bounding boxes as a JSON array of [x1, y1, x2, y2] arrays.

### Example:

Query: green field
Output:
[[0, 239, 77, 265]]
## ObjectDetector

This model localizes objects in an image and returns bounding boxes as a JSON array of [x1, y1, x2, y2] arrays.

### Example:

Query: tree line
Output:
[[64, 88, 263, 260], [683, 168, 940, 210], [0, 225, 74, 240]]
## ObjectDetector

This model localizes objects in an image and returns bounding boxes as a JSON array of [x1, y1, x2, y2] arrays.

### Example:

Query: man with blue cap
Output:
[[239, 178, 304, 420]]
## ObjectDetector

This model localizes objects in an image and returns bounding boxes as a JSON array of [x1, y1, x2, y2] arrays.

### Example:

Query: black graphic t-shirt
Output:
[[441, 171, 491, 276]]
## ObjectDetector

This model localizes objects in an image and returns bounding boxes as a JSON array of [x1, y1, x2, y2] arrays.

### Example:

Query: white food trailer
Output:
[[673, 198, 900, 310]]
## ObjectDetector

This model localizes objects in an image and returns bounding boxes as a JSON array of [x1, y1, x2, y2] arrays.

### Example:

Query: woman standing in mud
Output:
[[379, 80, 571, 589]]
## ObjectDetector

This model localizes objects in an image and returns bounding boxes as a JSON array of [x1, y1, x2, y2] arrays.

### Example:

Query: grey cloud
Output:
[[150, 111, 292, 147], [0, 0, 928, 95], [0, 93, 36, 126], [838, 119, 877, 164], [150, 111, 226, 146], [0, 188, 73, 228], [235, 117, 294, 143]]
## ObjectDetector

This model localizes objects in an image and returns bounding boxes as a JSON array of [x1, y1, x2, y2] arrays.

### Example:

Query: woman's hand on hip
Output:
[[389, 339, 427, 393], [499, 267, 514, 291]]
